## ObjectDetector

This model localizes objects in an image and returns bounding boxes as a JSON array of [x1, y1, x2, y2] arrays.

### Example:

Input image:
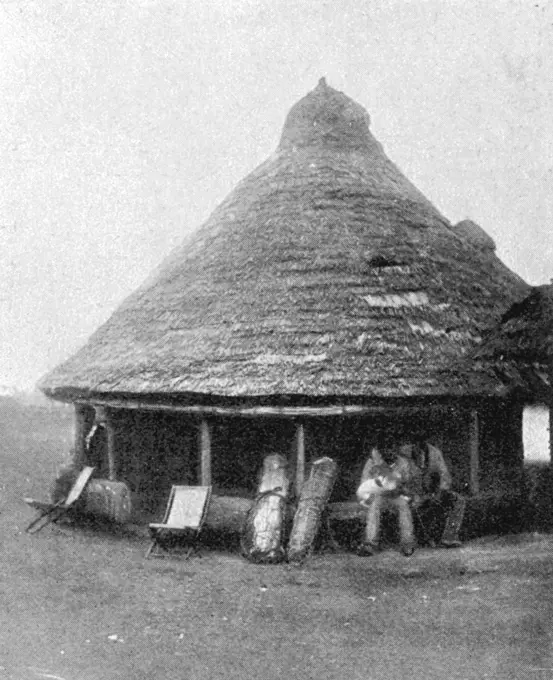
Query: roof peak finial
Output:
[[279, 81, 378, 152]]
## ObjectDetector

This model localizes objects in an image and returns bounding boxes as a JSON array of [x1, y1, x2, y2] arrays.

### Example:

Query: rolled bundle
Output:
[[204, 495, 253, 533], [241, 454, 290, 564], [287, 457, 338, 563], [82, 479, 132, 524]]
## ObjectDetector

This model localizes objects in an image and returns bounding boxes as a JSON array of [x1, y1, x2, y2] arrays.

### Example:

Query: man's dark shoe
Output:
[[441, 539, 462, 549], [400, 542, 415, 557], [357, 541, 377, 557]]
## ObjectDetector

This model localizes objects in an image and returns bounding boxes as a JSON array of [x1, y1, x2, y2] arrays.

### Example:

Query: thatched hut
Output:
[[475, 284, 553, 461], [39, 79, 530, 525]]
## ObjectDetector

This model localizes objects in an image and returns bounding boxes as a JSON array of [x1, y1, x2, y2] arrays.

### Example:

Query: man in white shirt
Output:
[[356, 447, 420, 557]]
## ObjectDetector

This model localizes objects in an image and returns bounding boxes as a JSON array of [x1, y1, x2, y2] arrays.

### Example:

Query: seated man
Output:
[[400, 439, 466, 549], [356, 447, 421, 557]]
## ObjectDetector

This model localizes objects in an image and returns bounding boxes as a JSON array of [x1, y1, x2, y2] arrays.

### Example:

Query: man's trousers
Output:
[[364, 494, 415, 551]]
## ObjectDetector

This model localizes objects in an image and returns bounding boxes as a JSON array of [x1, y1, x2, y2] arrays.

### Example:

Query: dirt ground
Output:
[[1, 401, 553, 680]]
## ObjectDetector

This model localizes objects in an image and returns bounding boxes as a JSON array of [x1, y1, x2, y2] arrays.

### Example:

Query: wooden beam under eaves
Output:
[[77, 398, 455, 419]]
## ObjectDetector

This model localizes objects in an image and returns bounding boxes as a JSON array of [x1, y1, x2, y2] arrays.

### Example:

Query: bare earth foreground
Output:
[[1, 401, 552, 680]]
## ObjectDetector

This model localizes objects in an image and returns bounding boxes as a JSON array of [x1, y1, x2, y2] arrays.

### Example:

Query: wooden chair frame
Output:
[[24, 466, 95, 535], [145, 485, 212, 559]]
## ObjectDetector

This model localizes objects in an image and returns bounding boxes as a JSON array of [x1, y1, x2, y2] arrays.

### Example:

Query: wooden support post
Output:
[[549, 405, 553, 466], [105, 413, 117, 482], [468, 409, 480, 495], [513, 403, 525, 467], [549, 361, 553, 465], [199, 419, 212, 486], [294, 421, 306, 497], [74, 404, 89, 467]]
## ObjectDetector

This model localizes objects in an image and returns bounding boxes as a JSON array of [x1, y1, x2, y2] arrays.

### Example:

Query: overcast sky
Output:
[[1, 0, 552, 390]]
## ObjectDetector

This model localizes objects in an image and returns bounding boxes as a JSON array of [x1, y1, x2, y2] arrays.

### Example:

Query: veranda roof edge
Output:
[[75, 396, 486, 418]]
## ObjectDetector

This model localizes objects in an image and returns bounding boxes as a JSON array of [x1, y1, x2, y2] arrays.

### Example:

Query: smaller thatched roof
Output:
[[474, 285, 553, 400], [453, 220, 496, 252]]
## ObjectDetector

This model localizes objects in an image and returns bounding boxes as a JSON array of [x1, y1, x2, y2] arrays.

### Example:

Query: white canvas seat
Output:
[[145, 485, 212, 559]]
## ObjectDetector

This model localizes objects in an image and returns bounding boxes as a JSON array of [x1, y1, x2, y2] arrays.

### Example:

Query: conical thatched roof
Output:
[[40, 79, 529, 402], [474, 285, 553, 399]]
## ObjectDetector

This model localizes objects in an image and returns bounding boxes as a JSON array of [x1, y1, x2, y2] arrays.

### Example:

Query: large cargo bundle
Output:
[[241, 454, 290, 564], [287, 457, 338, 562]]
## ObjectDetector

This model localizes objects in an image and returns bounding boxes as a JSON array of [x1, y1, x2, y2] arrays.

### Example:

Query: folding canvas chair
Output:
[[145, 485, 212, 559], [24, 466, 95, 535]]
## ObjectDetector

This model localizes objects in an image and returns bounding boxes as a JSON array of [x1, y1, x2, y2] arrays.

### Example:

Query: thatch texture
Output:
[[474, 285, 553, 398], [40, 79, 529, 401]]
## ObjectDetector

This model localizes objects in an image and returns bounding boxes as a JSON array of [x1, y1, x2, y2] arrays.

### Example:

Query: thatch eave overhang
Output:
[[41, 382, 514, 417]]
